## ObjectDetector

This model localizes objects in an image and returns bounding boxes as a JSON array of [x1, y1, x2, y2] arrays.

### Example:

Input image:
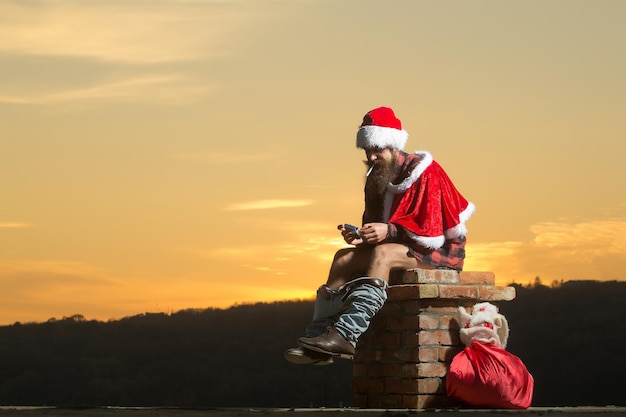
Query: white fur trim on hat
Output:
[[356, 125, 408, 150]]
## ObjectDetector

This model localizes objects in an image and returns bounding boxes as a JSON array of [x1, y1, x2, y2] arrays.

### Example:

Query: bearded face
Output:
[[364, 149, 398, 196], [363, 148, 399, 222]]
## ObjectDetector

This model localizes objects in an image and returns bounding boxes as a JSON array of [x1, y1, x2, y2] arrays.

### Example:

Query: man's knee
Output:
[[334, 247, 354, 257], [332, 247, 354, 265], [371, 243, 405, 257], [370, 243, 412, 266]]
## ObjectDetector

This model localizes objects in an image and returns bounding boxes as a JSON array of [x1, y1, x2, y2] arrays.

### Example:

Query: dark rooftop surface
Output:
[[1, 407, 626, 417]]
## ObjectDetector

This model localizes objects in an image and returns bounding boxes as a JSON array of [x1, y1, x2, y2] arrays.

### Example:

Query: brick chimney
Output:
[[352, 269, 515, 409]]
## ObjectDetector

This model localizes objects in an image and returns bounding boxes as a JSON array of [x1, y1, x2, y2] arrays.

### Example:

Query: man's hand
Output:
[[337, 224, 363, 245], [358, 223, 389, 244]]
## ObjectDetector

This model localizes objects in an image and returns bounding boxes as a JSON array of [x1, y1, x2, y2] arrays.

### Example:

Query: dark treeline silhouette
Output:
[[0, 280, 624, 408]]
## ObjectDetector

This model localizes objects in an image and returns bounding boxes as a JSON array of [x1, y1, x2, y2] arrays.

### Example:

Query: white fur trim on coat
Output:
[[408, 232, 446, 250], [443, 202, 475, 239], [386, 151, 433, 194]]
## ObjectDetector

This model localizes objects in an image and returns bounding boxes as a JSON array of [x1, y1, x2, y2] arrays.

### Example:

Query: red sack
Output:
[[446, 341, 534, 409]]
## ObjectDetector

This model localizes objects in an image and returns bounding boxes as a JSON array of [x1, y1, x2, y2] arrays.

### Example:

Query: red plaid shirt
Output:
[[387, 223, 466, 271]]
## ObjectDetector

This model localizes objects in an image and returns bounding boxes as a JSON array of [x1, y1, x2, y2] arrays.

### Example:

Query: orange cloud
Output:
[[466, 217, 626, 285]]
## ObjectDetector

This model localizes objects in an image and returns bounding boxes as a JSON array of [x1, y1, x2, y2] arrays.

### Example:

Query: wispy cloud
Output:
[[0, 1, 260, 64], [195, 227, 346, 278], [0, 1, 271, 107], [225, 199, 314, 211], [173, 151, 285, 164], [0, 258, 106, 278], [0, 75, 213, 105], [530, 219, 626, 253]]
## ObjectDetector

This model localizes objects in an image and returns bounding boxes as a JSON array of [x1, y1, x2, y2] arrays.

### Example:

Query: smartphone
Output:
[[344, 223, 360, 237]]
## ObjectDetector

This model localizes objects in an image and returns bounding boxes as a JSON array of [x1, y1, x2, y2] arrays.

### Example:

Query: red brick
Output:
[[478, 285, 516, 301], [419, 394, 456, 409], [352, 394, 367, 408], [418, 346, 439, 362], [401, 331, 419, 346], [354, 348, 384, 362], [367, 394, 402, 408], [388, 284, 441, 300], [439, 346, 463, 362], [401, 363, 420, 378], [419, 300, 460, 312], [400, 395, 420, 409], [396, 300, 419, 314], [459, 271, 495, 285], [418, 362, 448, 378], [418, 330, 454, 346], [369, 363, 402, 378], [418, 314, 439, 330], [386, 378, 419, 394], [418, 284, 440, 298], [401, 394, 453, 409], [384, 346, 419, 362], [388, 314, 420, 331], [418, 378, 444, 394], [438, 284, 480, 299], [401, 268, 460, 284], [373, 332, 402, 347], [402, 300, 426, 314], [367, 317, 388, 332], [352, 379, 384, 394], [387, 285, 422, 300], [379, 300, 404, 315], [441, 313, 460, 329], [353, 363, 368, 377]]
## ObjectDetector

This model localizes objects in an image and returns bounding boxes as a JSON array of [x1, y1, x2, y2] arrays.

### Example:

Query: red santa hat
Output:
[[356, 106, 409, 150]]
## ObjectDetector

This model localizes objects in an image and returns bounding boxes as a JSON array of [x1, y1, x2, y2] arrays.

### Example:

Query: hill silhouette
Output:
[[0, 280, 624, 408]]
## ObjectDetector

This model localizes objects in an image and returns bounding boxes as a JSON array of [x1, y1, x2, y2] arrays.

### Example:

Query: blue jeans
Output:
[[306, 277, 388, 347]]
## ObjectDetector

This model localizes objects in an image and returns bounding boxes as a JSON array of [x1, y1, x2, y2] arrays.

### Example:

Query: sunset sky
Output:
[[1, 0, 625, 325]]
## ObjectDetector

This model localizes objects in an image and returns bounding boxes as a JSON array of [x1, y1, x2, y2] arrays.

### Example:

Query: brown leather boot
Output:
[[284, 346, 333, 365], [297, 326, 355, 359]]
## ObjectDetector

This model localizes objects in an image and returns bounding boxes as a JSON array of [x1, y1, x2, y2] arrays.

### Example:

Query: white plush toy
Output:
[[458, 302, 509, 349], [449, 301, 534, 409]]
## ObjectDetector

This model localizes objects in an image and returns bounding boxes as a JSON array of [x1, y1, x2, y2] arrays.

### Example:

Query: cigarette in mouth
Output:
[[366, 165, 374, 177]]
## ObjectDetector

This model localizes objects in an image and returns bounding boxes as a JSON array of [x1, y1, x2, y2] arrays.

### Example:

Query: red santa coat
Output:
[[383, 151, 475, 251]]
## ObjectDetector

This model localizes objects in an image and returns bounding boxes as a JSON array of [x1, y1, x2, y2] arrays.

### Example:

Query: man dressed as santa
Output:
[[285, 106, 475, 365]]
